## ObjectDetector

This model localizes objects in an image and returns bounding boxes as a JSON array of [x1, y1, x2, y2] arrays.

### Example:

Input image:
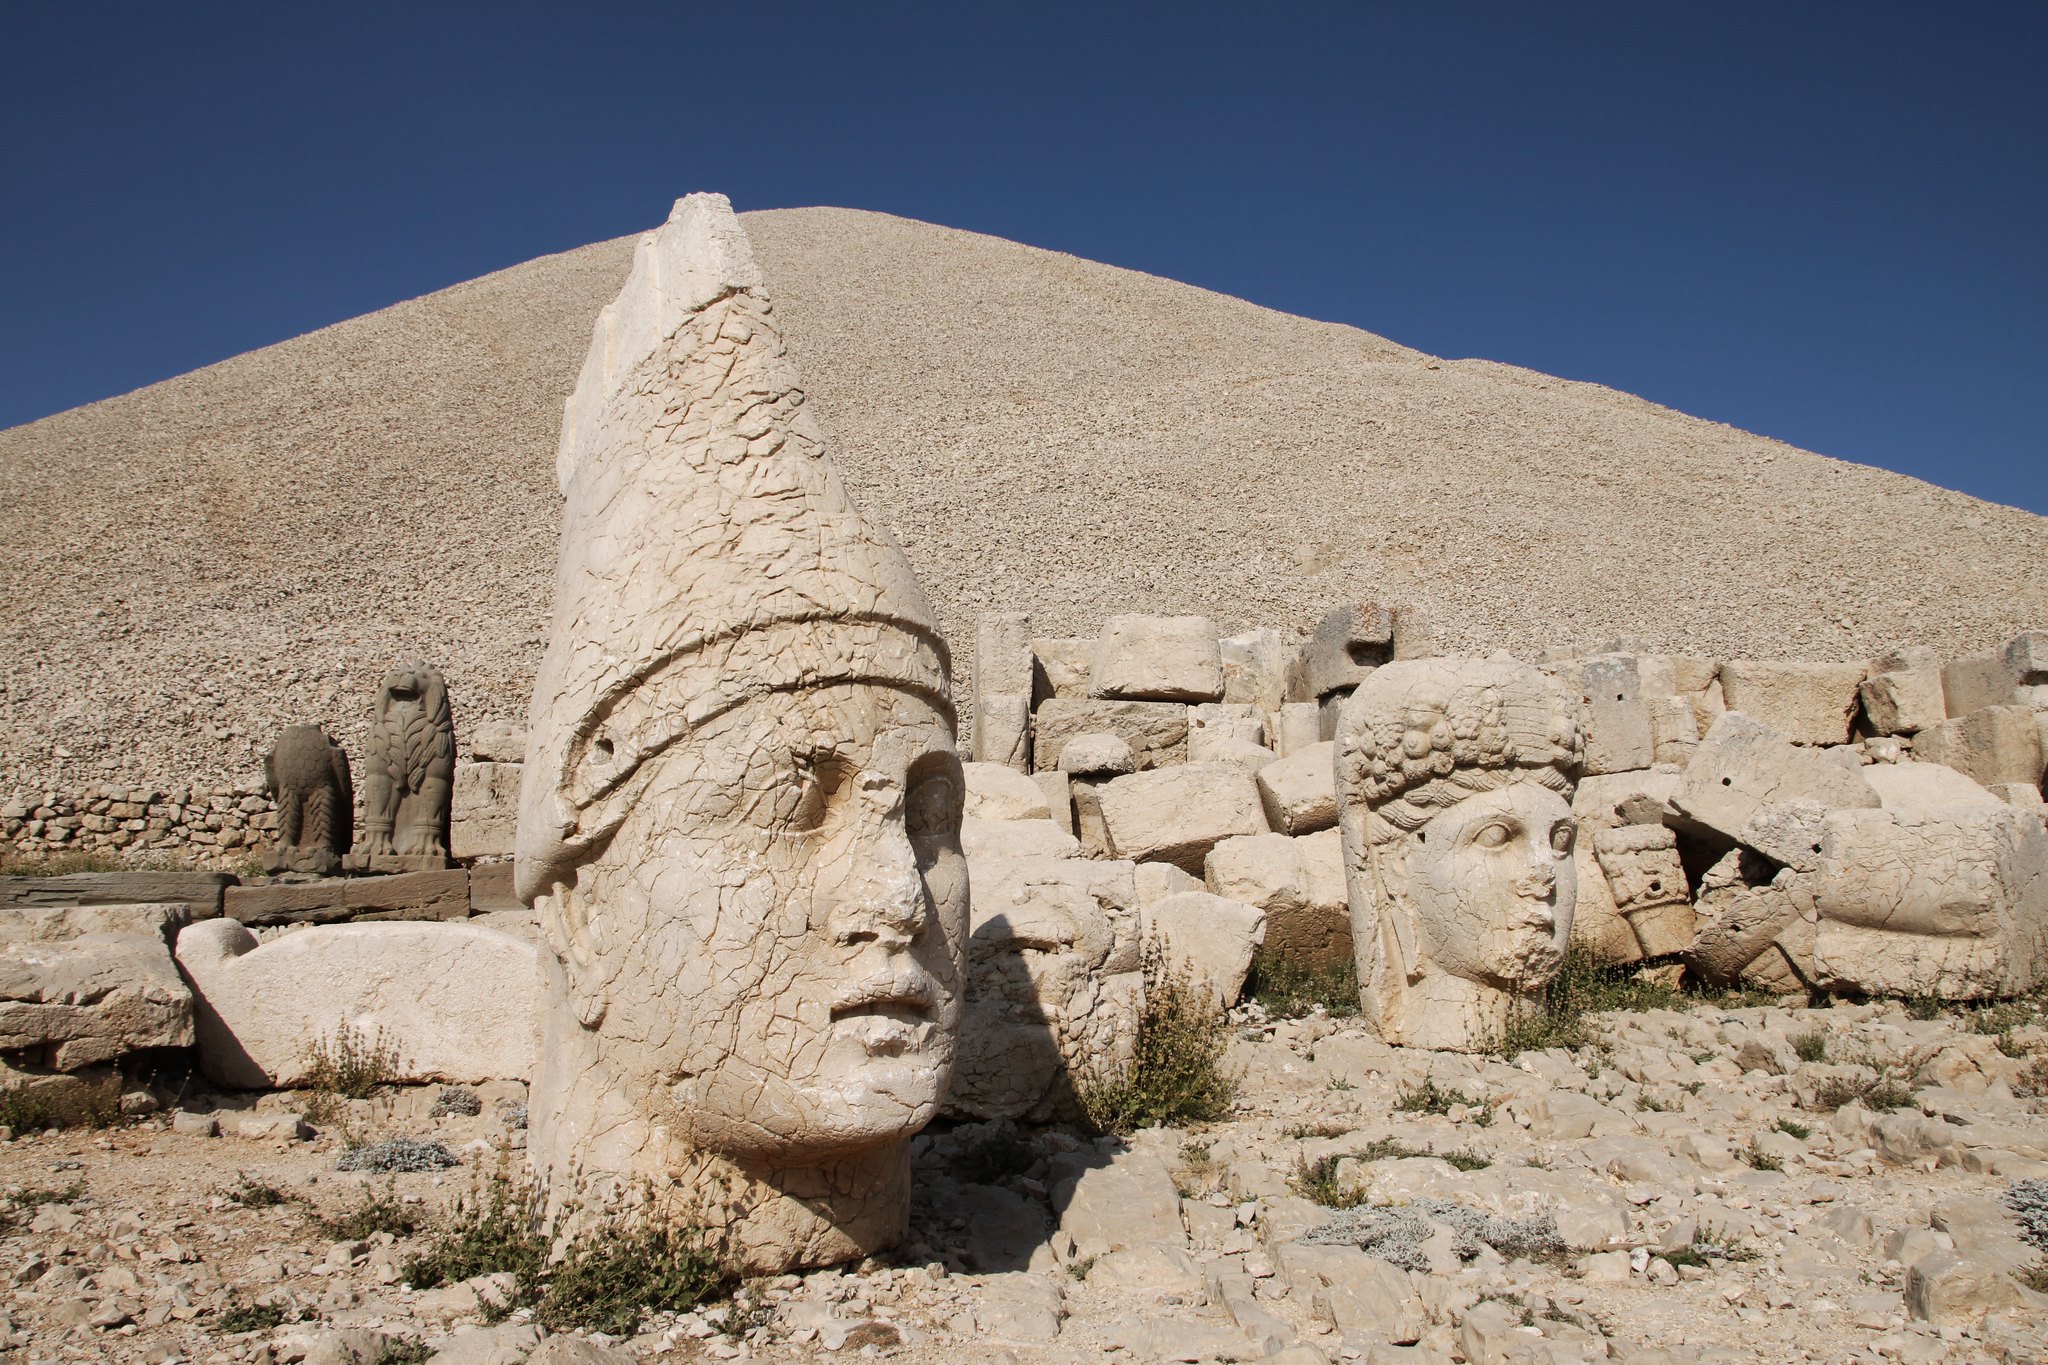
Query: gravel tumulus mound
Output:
[[3, 206, 2046, 795]]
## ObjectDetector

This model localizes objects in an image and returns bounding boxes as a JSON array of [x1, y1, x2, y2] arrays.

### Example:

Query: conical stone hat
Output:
[[516, 194, 951, 902]]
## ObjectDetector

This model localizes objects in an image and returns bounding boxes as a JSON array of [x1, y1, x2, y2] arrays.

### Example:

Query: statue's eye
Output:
[[779, 751, 851, 833], [1551, 822, 1575, 855], [906, 761, 963, 843], [1473, 822, 1512, 849]]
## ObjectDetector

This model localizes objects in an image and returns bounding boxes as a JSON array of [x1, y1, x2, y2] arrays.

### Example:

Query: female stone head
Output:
[[1335, 657, 1585, 1051]]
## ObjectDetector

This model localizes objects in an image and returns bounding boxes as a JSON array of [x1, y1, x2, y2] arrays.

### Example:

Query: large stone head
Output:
[[515, 196, 966, 1246], [1335, 657, 1584, 1050]]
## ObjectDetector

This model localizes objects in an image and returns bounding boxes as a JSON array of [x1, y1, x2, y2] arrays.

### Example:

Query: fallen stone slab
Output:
[[0, 902, 194, 1069], [1863, 760, 2004, 811], [1204, 832, 1350, 971], [1097, 762, 1269, 872], [1255, 741, 1338, 835], [1860, 645, 1947, 735], [963, 761, 1053, 821], [1719, 660, 1866, 746], [1912, 705, 2045, 793], [0, 871, 232, 918], [175, 918, 539, 1088], [222, 880, 351, 926], [1673, 712, 1880, 852], [1032, 697, 1188, 772], [1143, 890, 1264, 1007]]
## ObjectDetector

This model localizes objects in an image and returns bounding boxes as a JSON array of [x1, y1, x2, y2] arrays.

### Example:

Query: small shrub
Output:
[[216, 1300, 286, 1333], [302, 1022, 401, 1102], [1282, 1120, 1354, 1140], [1861, 1079, 1916, 1111], [1172, 1139, 1229, 1198], [1790, 1030, 1829, 1064], [535, 1218, 736, 1335], [1694, 1226, 1758, 1262], [1903, 997, 1945, 1022], [1996, 1031, 2032, 1059], [1663, 1245, 1709, 1269], [1076, 952, 1236, 1135], [1394, 1077, 1481, 1117], [1636, 1093, 1669, 1113], [1289, 1153, 1366, 1209], [1776, 1118, 1812, 1140], [0, 1076, 122, 1132], [430, 1087, 483, 1118], [309, 1182, 420, 1240], [1740, 1140, 1783, 1172], [2015, 1055, 2048, 1099], [370, 1342, 434, 1365], [948, 1126, 1038, 1186], [1065, 1253, 1100, 1281], [226, 1174, 300, 1209], [338, 1138, 459, 1174], [1243, 948, 1359, 1019], [1969, 1000, 2041, 1036], [1809, 1071, 1916, 1113], [0, 1179, 84, 1235], [403, 1164, 549, 1293]]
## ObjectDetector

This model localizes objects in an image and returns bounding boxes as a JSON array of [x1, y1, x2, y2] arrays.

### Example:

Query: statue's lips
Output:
[[829, 969, 939, 1056]]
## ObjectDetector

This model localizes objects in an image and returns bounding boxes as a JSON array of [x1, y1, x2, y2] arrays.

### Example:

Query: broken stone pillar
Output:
[[972, 612, 1034, 771], [1335, 657, 1585, 1051], [262, 723, 353, 876], [1860, 645, 1947, 736], [515, 194, 965, 1273], [1718, 661, 1866, 747], [347, 662, 456, 872], [1590, 824, 1694, 958], [1090, 614, 1225, 702]]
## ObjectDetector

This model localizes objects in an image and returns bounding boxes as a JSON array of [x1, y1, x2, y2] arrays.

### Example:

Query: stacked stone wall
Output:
[[2, 785, 279, 868]]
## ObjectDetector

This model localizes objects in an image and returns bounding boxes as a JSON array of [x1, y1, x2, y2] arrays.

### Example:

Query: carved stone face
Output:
[[1398, 783, 1577, 988], [542, 681, 967, 1161]]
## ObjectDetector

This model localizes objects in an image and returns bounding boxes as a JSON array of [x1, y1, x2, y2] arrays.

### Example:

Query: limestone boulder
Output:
[[1055, 731, 1134, 777], [1864, 760, 2003, 811], [1860, 645, 1947, 735], [1942, 630, 2048, 716], [175, 919, 540, 1088], [1033, 698, 1187, 772], [1912, 705, 2045, 793], [1255, 741, 1338, 835], [450, 761, 522, 860], [1218, 627, 1290, 713], [1143, 891, 1265, 1008], [1089, 614, 1223, 703], [1204, 833, 1351, 970], [1029, 636, 1094, 700], [1718, 660, 1866, 746], [960, 816, 1081, 862], [1567, 654, 1655, 775], [1096, 763, 1270, 872], [1271, 701, 1321, 757], [1673, 713, 1880, 851], [466, 719, 528, 764], [964, 762, 1053, 821], [0, 903, 194, 1069], [1789, 804, 2048, 999]]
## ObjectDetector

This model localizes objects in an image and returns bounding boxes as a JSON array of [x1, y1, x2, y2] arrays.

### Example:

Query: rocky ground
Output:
[[5, 998, 2047, 1365]]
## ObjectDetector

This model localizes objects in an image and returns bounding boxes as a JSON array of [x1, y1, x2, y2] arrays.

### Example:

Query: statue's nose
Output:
[[825, 824, 929, 949]]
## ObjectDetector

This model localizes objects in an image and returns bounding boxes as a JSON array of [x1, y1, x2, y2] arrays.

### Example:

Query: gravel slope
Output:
[[3, 206, 2044, 794]]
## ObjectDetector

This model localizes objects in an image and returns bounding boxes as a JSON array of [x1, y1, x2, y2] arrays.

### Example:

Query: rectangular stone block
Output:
[[1097, 763, 1270, 872], [451, 761, 522, 860], [1719, 660, 1866, 746], [1255, 742, 1338, 835], [0, 871, 231, 918], [468, 861, 522, 915], [1029, 636, 1094, 702], [1572, 654, 1655, 775], [1944, 633, 2048, 717], [1203, 832, 1350, 970], [1219, 627, 1289, 713], [343, 869, 472, 922], [1649, 695, 1700, 765], [973, 612, 1035, 770], [1861, 645, 1947, 735], [1272, 701, 1321, 758], [223, 881, 351, 926], [1290, 602, 1393, 701], [1031, 770, 1076, 837], [0, 903, 194, 1069], [1912, 706, 2045, 791], [1032, 698, 1188, 772], [1090, 614, 1224, 702]]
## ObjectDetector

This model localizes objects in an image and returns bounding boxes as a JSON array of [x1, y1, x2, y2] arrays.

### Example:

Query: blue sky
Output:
[[4, 3, 2042, 513]]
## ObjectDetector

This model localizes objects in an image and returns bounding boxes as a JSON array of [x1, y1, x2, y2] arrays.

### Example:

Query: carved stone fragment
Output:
[[1336, 657, 1585, 1051], [262, 724, 353, 875], [348, 662, 455, 872], [515, 194, 964, 1272]]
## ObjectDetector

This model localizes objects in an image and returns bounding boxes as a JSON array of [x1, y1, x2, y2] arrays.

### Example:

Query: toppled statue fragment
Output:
[[1336, 657, 1585, 1051], [263, 723, 353, 875], [516, 193, 966, 1273], [347, 662, 455, 872]]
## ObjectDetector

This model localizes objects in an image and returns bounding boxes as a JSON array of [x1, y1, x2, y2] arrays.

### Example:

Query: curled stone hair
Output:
[[1337, 657, 1585, 838]]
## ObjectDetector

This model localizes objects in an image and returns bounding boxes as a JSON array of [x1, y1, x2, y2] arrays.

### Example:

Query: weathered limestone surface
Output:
[[467, 719, 528, 763], [1186, 703, 1270, 769], [1943, 631, 2048, 716], [1096, 763, 1269, 872], [1029, 636, 1093, 701], [1860, 645, 1947, 735], [1863, 761, 2003, 811], [1336, 657, 1584, 1051], [1792, 805, 2048, 999], [1205, 833, 1351, 970], [262, 724, 353, 875], [1569, 654, 1655, 776], [349, 661, 456, 871], [1590, 824, 1693, 957], [949, 848, 1140, 1122], [450, 760, 522, 860], [1673, 712, 1880, 849], [1687, 849, 1803, 989], [1255, 742, 1338, 835], [1055, 732, 1134, 777], [514, 195, 965, 1273], [221, 869, 472, 927], [1219, 627, 1289, 713], [1033, 698, 1187, 772], [1912, 705, 2045, 793], [1143, 891, 1265, 1008], [1290, 602, 1432, 703], [174, 918, 538, 1088], [1090, 615, 1224, 702], [963, 762, 1053, 822], [0, 902, 193, 1069], [1718, 660, 1866, 746], [972, 612, 1034, 770]]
